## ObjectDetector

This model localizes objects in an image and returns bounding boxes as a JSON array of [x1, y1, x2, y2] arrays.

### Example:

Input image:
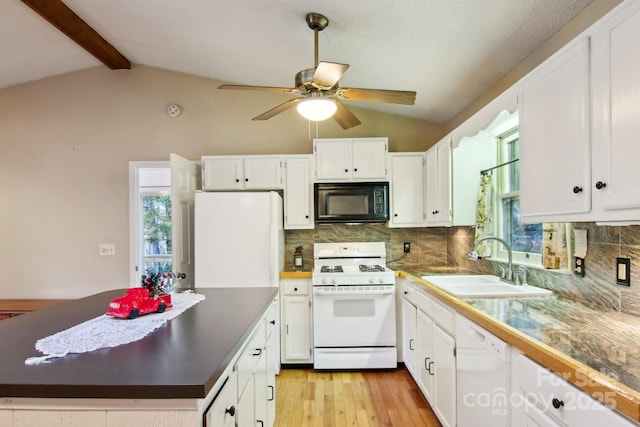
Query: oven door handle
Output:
[[313, 288, 395, 296]]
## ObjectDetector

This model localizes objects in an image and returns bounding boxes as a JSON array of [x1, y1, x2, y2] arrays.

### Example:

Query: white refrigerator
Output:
[[194, 191, 284, 288]]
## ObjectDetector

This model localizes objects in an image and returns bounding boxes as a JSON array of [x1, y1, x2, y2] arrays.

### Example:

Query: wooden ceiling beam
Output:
[[21, 0, 130, 70]]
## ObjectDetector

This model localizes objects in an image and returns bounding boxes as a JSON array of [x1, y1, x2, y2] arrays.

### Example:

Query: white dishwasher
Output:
[[456, 314, 511, 427]]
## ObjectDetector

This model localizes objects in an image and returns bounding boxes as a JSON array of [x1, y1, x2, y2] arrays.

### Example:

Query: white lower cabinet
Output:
[[402, 284, 456, 427], [204, 369, 238, 427], [511, 349, 637, 427], [280, 279, 313, 363]]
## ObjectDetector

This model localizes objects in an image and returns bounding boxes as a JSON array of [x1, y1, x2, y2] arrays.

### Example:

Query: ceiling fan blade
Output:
[[337, 87, 416, 105], [312, 62, 350, 89], [252, 98, 303, 121], [219, 84, 299, 94], [332, 100, 361, 129]]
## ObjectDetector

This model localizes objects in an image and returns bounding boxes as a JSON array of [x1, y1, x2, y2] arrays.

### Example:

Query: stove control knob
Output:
[[369, 278, 375, 284], [378, 277, 385, 284], [330, 279, 337, 286]]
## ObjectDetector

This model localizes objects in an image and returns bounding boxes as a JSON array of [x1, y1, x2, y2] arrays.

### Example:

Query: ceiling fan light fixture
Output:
[[296, 97, 337, 121]]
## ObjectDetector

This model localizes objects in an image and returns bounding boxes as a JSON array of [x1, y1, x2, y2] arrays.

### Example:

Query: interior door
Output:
[[170, 153, 201, 290]]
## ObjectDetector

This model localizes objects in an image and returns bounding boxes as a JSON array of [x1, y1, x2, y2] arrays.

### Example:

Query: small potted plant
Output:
[[294, 246, 304, 268], [141, 270, 174, 297]]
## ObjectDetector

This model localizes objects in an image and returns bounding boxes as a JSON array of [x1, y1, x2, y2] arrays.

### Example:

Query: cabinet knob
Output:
[[403, 291, 408, 295], [394, 213, 398, 217], [235, 179, 240, 183], [305, 215, 309, 219], [354, 168, 358, 172], [595, 181, 607, 190], [572, 186, 583, 194], [552, 398, 564, 409], [270, 319, 276, 325], [245, 178, 249, 182], [344, 169, 349, 173], [225, 405, 236, 416], [294, 287, 298, 291]]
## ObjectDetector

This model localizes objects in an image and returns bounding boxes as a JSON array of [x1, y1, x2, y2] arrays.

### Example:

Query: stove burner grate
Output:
[[320, 265, 344, 273], [359, 264, 385, 272]]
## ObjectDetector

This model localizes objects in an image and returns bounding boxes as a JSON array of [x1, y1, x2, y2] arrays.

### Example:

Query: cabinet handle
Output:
[[225, 405, 236, 416], [552, 398, 564, 409], [409, 338, 415, 351], [424, 357, 430, 371], [595, 181, 607, 190], [428, 361, 435, 375], [252, 348, 262, 356], [257, 421, 264, 427], [268, 385, 275, 401], [573, 186, 583, 194]]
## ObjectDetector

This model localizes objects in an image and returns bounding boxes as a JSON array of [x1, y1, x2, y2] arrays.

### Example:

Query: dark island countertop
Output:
[[0, 287, 278, 400]]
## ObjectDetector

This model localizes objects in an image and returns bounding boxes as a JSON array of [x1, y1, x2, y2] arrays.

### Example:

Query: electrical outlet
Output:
[[574, 257, 585, 277], [99, 244, 116, 256], [617, 257, 630, 286], [403, 242, 411, 253]]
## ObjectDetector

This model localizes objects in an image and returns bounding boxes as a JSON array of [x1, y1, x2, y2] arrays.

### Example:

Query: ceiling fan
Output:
[[218, 13, 417, 129]]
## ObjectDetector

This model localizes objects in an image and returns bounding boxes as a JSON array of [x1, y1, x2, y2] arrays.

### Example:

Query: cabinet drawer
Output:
[[282, 280, 310, 296], [431, 298, 455, 335], [204, 370, 238, 426], [235, 322, 266, 397], [514, 352, 632, 426]]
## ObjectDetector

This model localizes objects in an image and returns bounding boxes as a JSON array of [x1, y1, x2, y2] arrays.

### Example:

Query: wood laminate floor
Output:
[[274, 367, 442, 427]]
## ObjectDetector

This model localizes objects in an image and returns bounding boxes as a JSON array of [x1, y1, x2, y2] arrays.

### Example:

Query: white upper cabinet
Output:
[[202, 156, 283, 191], [388, 152, 426, 227], [283, 156, 314, 229], [519, 37, 591, 222], [590, 0, 640, 220], [519, 0, 640, 223], [314, 138, 388, 181], [425, 136, 452, 226]]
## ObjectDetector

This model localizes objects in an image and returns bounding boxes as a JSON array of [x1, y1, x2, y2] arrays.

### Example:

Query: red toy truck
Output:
[[106, 288, 173, 319]]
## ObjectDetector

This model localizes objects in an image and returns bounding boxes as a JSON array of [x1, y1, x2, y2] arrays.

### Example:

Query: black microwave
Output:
[[314, 182, 390, 223]]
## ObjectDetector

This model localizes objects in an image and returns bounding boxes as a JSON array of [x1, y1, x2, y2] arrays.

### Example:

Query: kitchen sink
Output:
[[421, 275, 552, 298]]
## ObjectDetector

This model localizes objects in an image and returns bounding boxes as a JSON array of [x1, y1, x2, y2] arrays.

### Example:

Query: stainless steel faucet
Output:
[[468, 236, 513, 283]]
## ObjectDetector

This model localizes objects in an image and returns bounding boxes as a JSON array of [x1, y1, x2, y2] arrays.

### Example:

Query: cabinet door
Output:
[[254, 349, 268, 427], [236, 373, 255, 427], [204, 371, 238, 427], [314, 139, 351, 180], [244, 157, 283, 189], [202, 158, 244, 190], [519, 38, 591, 221], [416, 309, 434, 404], [351, 138, 387, 180], [437, 140, 452, 224], [265, 327, 277, 427], [282, 296, 312, 362], [592, 1, 640, 215], [401, 298, 417, 378], [433, 324, 456, 427], [389, 153, 426, 227], [284, 157, 314, 229], [425, 145, 440, 225]]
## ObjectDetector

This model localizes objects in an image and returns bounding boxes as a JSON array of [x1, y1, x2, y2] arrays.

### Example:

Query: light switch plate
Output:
[[99, 244, 116, 256], [616, 257, 630, 286]]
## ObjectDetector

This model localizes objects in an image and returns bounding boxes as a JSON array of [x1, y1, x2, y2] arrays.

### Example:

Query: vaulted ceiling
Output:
[[2, 0, 596, 124]]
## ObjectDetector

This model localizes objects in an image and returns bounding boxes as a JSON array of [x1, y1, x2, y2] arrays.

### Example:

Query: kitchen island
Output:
[[0, 287, 278, 426]]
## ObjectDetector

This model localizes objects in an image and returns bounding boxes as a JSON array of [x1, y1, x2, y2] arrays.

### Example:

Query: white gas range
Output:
[[312, 242, 397, 370]]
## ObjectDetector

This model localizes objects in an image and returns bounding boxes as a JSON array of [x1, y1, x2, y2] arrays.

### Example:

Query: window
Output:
[[495, 129, 543, 265], [129, 163, 172, 286]]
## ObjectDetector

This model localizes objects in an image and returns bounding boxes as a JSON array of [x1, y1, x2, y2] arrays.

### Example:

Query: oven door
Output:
[[312, 285, 396, 347]]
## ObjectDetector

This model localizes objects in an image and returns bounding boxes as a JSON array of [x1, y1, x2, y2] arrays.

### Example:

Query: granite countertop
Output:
[[0, 287, 278, 399], [464, 295, 640, 391], [401, 271, 640, 422]]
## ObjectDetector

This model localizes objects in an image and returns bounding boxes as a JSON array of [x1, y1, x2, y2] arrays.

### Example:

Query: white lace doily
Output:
[[25, 292, 205, 365]]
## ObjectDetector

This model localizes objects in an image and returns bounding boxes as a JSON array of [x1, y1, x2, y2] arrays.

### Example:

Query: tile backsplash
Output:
[[285, 223, 640, 317]]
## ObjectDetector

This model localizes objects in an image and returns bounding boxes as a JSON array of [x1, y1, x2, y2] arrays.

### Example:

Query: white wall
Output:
[[0, 65, 442, 298]]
